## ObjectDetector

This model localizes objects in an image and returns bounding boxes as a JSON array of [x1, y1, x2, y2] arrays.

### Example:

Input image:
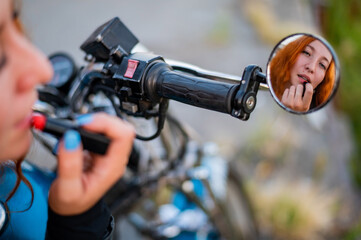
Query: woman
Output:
[[270, 35, 335, 112], [0, 0, 135, 239]]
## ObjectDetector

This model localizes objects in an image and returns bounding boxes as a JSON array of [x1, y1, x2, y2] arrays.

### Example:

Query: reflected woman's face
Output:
[[290, 40, 332, 89]]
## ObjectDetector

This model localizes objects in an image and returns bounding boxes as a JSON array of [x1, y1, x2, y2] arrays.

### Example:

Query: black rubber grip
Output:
[[145, 62, 237, 114]]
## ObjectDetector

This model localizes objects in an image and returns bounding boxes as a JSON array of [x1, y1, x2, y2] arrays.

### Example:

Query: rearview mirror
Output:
[[266, 33, 340, 114]]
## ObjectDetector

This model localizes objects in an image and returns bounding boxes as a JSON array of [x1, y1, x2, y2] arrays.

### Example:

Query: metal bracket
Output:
[[231, 65, 263, 121]]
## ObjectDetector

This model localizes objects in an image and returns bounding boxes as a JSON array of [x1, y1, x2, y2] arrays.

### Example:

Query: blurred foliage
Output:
[[341, 215, 361, 240], [322, 0, 361, 187], [231, 115, 347, 239], [248, 179, 338, 240], [242, 0, 317, 45]]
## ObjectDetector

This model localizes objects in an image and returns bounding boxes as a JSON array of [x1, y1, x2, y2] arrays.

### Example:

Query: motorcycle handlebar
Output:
[[144, 61, 239, 115]]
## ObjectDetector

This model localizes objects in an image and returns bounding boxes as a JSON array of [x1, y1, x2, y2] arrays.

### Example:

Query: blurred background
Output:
[[22, 0, 361, 239]]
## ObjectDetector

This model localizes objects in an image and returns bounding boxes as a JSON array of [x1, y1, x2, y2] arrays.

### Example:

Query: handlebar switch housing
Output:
[[80, 17, 139, 62], [109, 53, 164, 113], [78, 16, 167, 116]]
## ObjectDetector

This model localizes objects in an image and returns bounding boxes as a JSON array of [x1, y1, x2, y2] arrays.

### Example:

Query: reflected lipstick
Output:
[[31, 113, 110, 155]]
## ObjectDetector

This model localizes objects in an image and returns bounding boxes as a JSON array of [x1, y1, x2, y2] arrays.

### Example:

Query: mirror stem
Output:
[[256, 72, 269, 90], [256, 72, 266, 84]]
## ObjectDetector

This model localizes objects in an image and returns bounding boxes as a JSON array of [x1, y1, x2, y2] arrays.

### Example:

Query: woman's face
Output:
[[290, 39, 332, 89], [0, 0, 53, 161]]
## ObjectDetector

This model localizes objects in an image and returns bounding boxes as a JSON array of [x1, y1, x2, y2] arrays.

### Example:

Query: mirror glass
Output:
[[266, 33, 340, 114]]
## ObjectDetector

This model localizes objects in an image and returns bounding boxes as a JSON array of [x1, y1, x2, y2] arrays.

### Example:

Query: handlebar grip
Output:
[[145, 62, 238, 114]]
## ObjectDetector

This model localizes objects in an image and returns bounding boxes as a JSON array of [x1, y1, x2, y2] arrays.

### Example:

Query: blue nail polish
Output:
[[64, 130, 81, 151], [76, 114, 93, 126]]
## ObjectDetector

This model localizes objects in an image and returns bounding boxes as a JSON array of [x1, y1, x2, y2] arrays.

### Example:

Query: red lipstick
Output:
[[298, 74, 310, 84], [31, 113, 110, 155]]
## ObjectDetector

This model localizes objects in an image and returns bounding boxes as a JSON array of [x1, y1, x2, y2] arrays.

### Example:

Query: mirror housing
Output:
[[266, 33, 340, 114]]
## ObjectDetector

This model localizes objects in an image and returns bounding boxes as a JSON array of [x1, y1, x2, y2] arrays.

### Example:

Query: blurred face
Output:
[[0, 0, 53, 160], [290, 40, 332, 89]]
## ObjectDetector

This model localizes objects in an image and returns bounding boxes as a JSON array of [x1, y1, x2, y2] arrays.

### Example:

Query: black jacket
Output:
[[46, 199, 114, 240]]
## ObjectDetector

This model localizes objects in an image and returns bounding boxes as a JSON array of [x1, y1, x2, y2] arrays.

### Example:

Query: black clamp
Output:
[[232, 65, 265, 120]]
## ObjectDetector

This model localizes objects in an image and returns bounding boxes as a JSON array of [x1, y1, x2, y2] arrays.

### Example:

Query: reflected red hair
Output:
[[270, 35, 335, 107]]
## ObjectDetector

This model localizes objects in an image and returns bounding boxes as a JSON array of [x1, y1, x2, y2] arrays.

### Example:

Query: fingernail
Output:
[[76, 114, 93, 126], [64, 130, 81, 151]]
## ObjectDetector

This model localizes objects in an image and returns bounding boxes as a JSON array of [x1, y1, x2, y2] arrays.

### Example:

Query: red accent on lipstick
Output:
[[31, 113, 47, 131], [30, 112, 110, 155]]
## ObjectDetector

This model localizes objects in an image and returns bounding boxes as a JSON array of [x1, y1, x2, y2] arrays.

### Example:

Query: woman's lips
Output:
[[298, 74, 310, 84], [15, 96, 38, 130], [15, 113, 33, 129]]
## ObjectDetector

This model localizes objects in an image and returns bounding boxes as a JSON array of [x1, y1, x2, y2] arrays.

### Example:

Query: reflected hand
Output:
[[48, 113, 135, 215], [281, 84, 313, 112]]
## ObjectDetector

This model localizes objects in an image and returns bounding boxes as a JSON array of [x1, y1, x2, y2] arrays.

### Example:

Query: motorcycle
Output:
[[0, 17, 340, 240]]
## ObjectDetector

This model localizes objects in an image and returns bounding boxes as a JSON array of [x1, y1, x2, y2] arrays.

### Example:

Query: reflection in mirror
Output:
[[266, 33, 339, 114]]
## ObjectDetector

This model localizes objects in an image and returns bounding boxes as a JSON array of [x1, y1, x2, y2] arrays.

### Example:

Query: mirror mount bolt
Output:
[[245, 95, 256, 110]]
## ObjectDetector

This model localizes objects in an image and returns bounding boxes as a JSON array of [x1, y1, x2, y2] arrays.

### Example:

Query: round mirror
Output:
[[266, 33, 340, 114]]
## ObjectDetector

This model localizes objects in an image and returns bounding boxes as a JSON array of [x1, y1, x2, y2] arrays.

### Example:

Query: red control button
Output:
[[124, 59, 139, 78]]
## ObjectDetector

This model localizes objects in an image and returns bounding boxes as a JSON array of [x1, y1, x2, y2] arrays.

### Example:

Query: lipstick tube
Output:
[[31, 113, 110, 155]]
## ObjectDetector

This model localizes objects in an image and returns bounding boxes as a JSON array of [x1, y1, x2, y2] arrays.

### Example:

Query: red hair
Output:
[[1, 158, 34, 213], [270, 35, 335, 107]]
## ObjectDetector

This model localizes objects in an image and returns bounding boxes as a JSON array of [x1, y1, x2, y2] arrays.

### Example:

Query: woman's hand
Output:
[[281, 84, 313, 112], [48, 113, 135, 215]]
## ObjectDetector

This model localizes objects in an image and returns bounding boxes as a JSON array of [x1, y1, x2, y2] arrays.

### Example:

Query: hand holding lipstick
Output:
[[47, 113, 135, 215], [31, 113, 111, 155], [281, 83, 313, 112]]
